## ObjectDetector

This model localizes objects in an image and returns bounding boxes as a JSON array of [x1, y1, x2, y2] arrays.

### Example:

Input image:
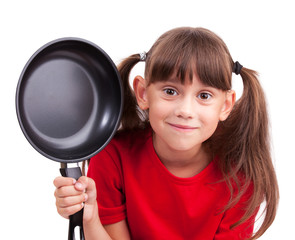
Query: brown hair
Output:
[[117, 27, 279, 239]]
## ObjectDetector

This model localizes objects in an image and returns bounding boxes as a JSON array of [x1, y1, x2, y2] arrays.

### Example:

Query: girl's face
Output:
[[134, 74, 235, 158]]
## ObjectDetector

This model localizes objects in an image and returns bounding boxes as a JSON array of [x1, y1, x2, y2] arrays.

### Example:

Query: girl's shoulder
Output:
[[111, 126, 153, 148], [89, 126, 153, 174]]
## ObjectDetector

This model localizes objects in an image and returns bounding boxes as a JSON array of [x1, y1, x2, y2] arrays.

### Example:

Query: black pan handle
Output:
[[60, 164, 85, 240]]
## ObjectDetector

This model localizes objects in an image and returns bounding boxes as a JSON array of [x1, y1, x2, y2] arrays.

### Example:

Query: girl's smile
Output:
[[167, 123, 199, 132]]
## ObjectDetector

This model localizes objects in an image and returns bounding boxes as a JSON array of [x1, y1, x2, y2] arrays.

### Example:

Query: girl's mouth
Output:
[[168, 123, 198, 132]]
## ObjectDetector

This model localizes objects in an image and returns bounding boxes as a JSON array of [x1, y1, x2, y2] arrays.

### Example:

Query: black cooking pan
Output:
[[16, 38, 123, 240]]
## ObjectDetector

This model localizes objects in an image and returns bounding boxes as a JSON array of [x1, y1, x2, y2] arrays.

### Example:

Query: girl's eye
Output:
[[198, 92, 212, 100], [164, 88, 177, 96]]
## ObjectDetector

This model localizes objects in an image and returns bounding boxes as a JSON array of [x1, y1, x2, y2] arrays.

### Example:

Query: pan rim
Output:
[[15, 37, 123, 163]]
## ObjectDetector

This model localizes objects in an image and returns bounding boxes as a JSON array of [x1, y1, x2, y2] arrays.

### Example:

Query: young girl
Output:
[[54, 27, 279, 240]]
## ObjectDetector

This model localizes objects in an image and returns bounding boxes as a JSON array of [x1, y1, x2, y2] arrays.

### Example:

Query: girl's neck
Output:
[[153, 135, 212, 178]]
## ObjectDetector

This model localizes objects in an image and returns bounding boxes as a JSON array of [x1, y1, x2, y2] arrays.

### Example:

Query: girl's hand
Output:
[[53, 176, 99, 223]]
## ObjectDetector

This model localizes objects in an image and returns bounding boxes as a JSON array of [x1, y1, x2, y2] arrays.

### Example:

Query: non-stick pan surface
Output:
[[16, 38, 123, 163]]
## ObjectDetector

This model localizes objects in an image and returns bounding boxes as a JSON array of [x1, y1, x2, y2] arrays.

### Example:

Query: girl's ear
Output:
[[219, 90, 236, 121], [133, 75, 149, 110]]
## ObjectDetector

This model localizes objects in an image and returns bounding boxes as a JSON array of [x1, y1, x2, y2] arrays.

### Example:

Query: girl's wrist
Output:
[[83, 204, 112, 240], [84, 213, 101, 226], [83, 202, 101, 225]]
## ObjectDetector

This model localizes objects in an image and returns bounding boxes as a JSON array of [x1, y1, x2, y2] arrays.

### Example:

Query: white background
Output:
[[1, 0, 294, 239]]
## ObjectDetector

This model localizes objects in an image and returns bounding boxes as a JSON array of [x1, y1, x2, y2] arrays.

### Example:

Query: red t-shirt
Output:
[[87, 128, 256, 240]]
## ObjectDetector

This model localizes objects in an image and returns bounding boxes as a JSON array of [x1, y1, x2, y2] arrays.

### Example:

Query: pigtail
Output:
[[117, 54, 149, 131], [212, 67, 279, 239]]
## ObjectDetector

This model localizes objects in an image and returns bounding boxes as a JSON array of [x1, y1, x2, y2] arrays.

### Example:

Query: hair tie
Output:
[[233, 61, 243, 75], [139, 52, 147, 62]]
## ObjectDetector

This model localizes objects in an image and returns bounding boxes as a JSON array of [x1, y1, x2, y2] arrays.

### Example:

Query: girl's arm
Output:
[[213, 208, 257, 240], [103, 220, 131, 240], [213, 185, 259, 240], [54, 176, 131, 240], [82, 204, 130, 240]]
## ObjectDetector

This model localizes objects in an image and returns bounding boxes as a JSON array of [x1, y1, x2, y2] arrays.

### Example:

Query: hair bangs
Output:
[[195, 47, 232, 91], [147, 38, 196, 84]]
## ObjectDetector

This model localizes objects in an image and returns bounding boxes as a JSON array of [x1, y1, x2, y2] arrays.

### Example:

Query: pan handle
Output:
[[60, 163, 85, 240]]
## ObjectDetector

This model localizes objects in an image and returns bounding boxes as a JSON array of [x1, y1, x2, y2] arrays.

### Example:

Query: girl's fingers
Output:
[[55, 184, 82, 198], [57, 203, 84, 219], [54, 176, 85, 199], [53, 176, 76, 188], [56, 193, 87, 208], [53, 176, 91, 219], [75, 176, 97, 204]]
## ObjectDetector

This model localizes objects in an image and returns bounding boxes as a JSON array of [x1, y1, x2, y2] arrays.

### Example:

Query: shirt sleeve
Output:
[[214, 183, 258, 240], [87, 145, 126, 225]]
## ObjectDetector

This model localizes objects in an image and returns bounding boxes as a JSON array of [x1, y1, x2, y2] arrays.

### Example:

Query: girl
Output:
[[54, 27, 279, 239]]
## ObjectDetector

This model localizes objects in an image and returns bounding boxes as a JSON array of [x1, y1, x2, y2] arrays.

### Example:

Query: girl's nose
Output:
[[174, 96, 196, 119]]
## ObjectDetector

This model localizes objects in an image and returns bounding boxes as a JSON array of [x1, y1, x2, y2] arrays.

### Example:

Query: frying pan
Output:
[[16, 38, 123, 240]]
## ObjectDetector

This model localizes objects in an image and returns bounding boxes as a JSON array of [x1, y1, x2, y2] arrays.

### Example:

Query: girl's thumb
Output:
[[75, 176, 97, 204]]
